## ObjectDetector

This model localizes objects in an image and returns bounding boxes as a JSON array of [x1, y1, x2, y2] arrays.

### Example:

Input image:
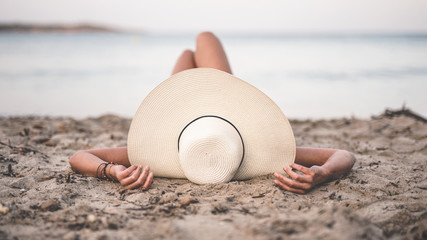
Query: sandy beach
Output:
[[0, 112, 426, 239]]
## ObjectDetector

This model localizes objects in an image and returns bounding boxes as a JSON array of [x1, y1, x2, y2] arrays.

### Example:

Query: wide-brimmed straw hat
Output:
[[127, 68, 295, 184]]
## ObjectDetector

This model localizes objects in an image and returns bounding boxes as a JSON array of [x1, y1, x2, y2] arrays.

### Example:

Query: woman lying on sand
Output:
[[69, 32, 355, 194]]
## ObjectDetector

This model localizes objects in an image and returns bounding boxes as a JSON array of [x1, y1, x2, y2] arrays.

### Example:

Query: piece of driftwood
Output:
[[378, 106, 427, 123]]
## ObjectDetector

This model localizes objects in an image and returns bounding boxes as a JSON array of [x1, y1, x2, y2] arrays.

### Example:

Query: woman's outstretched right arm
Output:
[[69, 147, 153, 190]]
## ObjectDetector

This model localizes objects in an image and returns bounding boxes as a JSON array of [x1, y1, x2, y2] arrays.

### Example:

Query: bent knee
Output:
[[196, 31, 218, 44], [180, 49, 194, 57]]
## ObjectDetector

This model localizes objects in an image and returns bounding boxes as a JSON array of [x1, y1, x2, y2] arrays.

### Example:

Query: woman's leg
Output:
[[172, 49, 196, 75], [194, 32, 232, 74]]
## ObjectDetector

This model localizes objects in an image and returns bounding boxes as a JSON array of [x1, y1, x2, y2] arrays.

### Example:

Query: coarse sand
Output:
[[0, 113, 426, 239]]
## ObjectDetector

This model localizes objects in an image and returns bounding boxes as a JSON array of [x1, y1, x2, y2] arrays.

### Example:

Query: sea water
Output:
[[0, 33, 426, 119]]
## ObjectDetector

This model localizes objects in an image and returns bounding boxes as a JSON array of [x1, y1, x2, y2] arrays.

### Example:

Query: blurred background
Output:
[[0, 0, 426, 119]]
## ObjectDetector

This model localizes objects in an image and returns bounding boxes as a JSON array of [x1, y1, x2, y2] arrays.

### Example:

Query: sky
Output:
[[1, 0, 427, 34]]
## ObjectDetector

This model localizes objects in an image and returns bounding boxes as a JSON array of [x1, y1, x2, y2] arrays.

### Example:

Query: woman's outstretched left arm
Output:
[[273, 147, 356, 194]]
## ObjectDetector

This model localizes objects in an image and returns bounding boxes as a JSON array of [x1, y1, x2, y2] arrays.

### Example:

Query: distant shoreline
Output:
[[1, 23, 426, 37], [0, 23, 120, 33]]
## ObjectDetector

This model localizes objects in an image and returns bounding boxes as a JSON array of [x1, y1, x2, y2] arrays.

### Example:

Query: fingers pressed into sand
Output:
[[125, 165, 150, 190], [273, 179, 306, 194], [290, 163, 313, 175], [117, 165, 137, 180], [283, 166, 313, 183], [121, 165, 142, 186], [141, 172, 154, 191], [274, 172, 311, 190]]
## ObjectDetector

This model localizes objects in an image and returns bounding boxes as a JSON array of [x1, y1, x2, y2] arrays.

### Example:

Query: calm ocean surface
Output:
[[0, 33, 426, 119]]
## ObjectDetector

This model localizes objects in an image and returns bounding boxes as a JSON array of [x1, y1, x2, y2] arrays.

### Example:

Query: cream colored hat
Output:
[[127, 68, 295, 184]]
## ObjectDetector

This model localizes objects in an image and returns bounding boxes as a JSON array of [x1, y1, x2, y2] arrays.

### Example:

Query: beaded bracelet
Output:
[[101, 163, 109, 180], [96, 163, 108, 180], [96, 162, 117, 182], [108, 164, 114, 181]]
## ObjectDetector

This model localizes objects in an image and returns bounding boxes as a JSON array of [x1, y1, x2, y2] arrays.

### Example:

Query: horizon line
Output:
[[1, 22, 427, 36]]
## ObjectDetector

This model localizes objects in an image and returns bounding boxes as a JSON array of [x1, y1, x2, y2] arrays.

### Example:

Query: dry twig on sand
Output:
[[375, 106, 427, 123], [0, 141, 48, 159]]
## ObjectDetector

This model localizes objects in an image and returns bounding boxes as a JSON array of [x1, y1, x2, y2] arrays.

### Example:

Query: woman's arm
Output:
[[69, 147, 154, 190], [273, 147, 356, 194]]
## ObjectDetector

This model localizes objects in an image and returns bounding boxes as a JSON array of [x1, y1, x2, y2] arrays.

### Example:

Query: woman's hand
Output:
[[111, 165, 154, 190], [273, 163, 330, 194]]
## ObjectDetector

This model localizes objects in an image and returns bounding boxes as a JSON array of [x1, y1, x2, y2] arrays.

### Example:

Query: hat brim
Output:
[[128, 68, 295, 180]]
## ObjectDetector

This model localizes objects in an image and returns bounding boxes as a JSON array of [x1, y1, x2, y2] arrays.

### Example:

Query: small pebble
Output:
[[44, 141, 57, 147], [31, 136, 50, 144], [40, 199, 59, 212], [180, 197, 198, 207], [0, 203, 9, 214], [87, 214, 96, 223]]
